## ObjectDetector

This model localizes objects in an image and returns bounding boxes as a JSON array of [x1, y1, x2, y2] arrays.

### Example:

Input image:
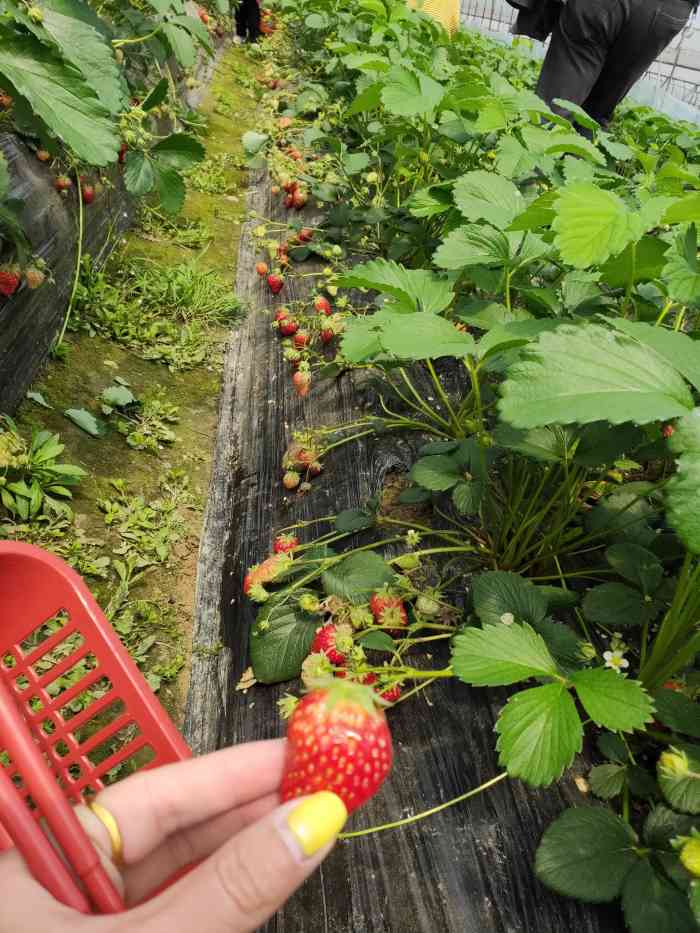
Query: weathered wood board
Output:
[[184, 169, 623, 933]]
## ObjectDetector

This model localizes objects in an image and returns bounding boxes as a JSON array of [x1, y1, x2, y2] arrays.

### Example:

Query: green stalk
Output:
[[425, 359, 463, 436], [339, 772, 508, 839], [55, 167, 85, 349]]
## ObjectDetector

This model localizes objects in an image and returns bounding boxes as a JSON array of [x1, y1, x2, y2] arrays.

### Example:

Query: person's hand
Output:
[[0, 739, 347, 933]]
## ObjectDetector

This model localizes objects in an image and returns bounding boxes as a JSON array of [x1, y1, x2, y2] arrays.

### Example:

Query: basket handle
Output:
[[0, 678, 124, 913], [0, 764, 91, 912]]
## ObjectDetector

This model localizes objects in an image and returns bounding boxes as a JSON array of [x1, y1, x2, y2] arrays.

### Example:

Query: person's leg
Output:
[[536, 0, 627, 120], [246, 0, 261, 41], [234, 0, 246, 38], [582, 0, 692, 125]]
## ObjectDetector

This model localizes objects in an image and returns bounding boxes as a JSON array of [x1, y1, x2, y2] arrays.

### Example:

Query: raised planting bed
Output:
[[184, 168, 623, 932]]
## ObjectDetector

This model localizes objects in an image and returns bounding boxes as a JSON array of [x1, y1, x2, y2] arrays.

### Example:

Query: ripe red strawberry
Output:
[[256, 261, 269, 277], [662, 423, 675, 438], [314, 295, 332, 316], [274, 307, 289, 322], [283, 470, 301, 490], [282, 179, 297, 193], [0, 266, 21, 297], [293, 190, 307, 210], [308, 460, 322, 477], [284, 194, 294, 210], [82, 184, 95, 205], [54, 175, 72, 192], [280, 682, 393, 814], [273, 533, 299, 554], [320, 328, 335, 345], [199, 9, 209, 23], [36, 149, 50, 163], [370, 593, 408, 633], [293, 331, 309, 349], [310, 622, 353, 665], [361, 672, 378, 686], [378, 684, 402, 704], [279, 319, 299, 337], [0, 93, 12, 110], [271, 184, 281, 196], [243, 552, 290, 595], [277, 243, 289, 260], [292, 369, 311, 397], [278, 116, 292, 130], [663, 680, 682, 691], [24, 266, 46, 290], [299, 227, 314, 243], [267, 273, 284, 294], [118, 143, 128, 165]]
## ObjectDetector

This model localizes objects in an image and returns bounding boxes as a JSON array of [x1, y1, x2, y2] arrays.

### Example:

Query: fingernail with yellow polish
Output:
[[286, 792, 348, 858]]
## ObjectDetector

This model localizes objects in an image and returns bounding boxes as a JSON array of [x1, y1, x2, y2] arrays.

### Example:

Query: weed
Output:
[[136, 208, 212, 250], [184, 152, 240, 193], [73, 254, 242, 370]]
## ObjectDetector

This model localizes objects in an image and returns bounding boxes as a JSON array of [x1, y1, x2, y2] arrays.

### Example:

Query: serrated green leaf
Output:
[[609, 320, 700, 394], [156, 166, 186, 216], [26, 391, 52, 409], [499, 323, 694, 429], [572, 667, 655, 732], [452, 480, 482, 514], [605, 543, 663, 595], [471, 570, 547, 627], [40, 2, 125, 114], [622, 860, 697, 933], [337, 259, 454, 314], [451, 622, 558, 686], [552, 183, 638, 268], [536, 807, 638, 902], [495, 682, 582, 785], [582, 581, 657, 628], [574, 421, 647, 467], [410, 455, 461, 491], [508, 188, 558, 232], [358, 630, 396, 652], [407, 185, 452, 219], [453, 170, 524, 228], [142, 77, 169, 111], [653, 689, 700, 739], [589, 763, 627, 799], [662, 225, 700, 306], [124, 151, 156, 197], [544, 132, 606, 166], [600, 236, 669, 287], [495, 135, 540, 180], [152, 133, 205, 169], [249, 590, 319, 684], [0, 32, 118, 165], [664, 193, 700, 225], [321, 551, 394, 604], [665, 451, 700, 554], [434, 224, 511, 270], [346, 82, 382, 116], [379, 312, 474, 360], [334, 508, 375, 533], [643, 805, 698, 849], [381, 66, 443, 117], [161, 22, 196, 67], [343, 151, 370, 175]]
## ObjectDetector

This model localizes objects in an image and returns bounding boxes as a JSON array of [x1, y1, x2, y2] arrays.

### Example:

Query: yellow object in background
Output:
[[409, 0, 460, 36]]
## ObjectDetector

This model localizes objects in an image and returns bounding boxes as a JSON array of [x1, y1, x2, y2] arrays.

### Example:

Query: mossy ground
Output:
[[10, 45, 259, 724]]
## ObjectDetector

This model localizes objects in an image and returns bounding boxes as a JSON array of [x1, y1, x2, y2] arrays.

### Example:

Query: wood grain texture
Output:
[[185, 170, 624, 932]]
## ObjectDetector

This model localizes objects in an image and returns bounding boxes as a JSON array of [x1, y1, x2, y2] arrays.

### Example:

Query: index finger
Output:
[[94, 739, 286, 863]]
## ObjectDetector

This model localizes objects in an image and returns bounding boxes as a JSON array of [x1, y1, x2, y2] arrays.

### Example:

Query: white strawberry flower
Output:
[[500, 612, 515, 626], [603, 649, 629, 672]]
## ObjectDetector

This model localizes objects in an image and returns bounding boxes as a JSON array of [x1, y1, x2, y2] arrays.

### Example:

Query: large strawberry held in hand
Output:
[[281, 681, 393, 814]]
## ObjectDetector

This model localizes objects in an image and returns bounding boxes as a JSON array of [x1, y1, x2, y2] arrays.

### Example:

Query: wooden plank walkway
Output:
[[184, 168, 622, 933]]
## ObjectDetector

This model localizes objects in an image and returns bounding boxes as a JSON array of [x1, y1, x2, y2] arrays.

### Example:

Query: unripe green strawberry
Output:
[[416, 594, 441, 617], [298, 593, 321, 613], [680, 839, 700, 877], [281, 681, 393, 814]]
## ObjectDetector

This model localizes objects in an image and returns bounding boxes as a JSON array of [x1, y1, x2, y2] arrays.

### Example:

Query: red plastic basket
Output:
[[0, 541, 191, 912]]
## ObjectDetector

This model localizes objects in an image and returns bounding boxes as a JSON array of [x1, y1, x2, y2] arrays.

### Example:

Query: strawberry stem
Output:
[[338, 772, 509, 839]]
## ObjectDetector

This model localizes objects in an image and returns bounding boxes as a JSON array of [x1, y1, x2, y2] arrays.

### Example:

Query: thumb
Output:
[[132, 792, 347, 933]]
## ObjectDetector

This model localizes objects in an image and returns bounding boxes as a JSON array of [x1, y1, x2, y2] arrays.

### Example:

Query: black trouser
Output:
[[235, 0, 260, 40], [536, 0, 692, 126]]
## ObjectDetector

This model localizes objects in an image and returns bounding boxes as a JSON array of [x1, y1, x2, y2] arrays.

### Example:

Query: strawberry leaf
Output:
[[379, 312, 474, 360], [470, 570, 548, 627], [552, 183, 638, 268], [124, 151, 156, 197], [571, 668, 655, 733], [337, 259, 454, 314], [499, 323, 694, 429], [321, 551, 394, 604], [451, 622, 558, 686], [155, 166, 186, 215], [453, 170, 524, 228], [0, 31, 118, 165], [410, 454, 462, 491], [582, 582, 657, 628], [434, 224, 511, 269], [151, 133, 205, 169], [589, 763, 627, 800], [495, 682, 582, 785], [536, 808, 638, 902], [622, 860, 697, 933], [249, 590, 319, 684], [380, 66, 443, 117]]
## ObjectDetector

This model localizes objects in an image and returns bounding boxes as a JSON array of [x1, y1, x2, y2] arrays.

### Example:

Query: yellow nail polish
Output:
[[286, 791, 348, 857]]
